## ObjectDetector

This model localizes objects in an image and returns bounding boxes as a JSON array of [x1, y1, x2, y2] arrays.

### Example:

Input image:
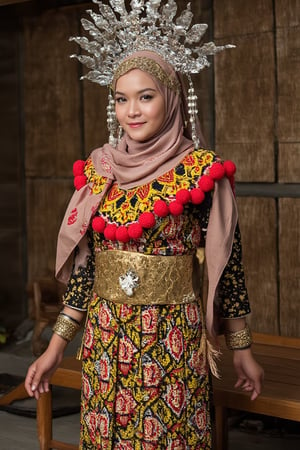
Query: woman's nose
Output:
[[127, 101, 140, 117]]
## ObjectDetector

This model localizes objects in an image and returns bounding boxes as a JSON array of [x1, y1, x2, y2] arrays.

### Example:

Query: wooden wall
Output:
[[214, 0, 300, 336], [0, 12, 26, 328], [0, 0, 299, 336]]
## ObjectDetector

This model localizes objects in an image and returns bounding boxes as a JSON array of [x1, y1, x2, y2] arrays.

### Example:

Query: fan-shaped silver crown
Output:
[[70, 0, 235, 86]]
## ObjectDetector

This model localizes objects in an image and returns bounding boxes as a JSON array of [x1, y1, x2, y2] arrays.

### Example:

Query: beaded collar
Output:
[[72, 156, 236, 244]]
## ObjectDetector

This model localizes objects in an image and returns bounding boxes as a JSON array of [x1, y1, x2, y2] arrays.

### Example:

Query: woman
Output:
[[25, 3, 263, 447], [25, 49, 263, 449]]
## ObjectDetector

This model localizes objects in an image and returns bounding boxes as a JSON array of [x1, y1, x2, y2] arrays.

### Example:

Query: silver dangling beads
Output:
[[107, 90, 118, 147], [187, 75, 200, 149], [118, 125, 123, 142]]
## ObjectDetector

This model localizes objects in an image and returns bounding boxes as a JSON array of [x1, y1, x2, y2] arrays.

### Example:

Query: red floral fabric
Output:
[[80, 296, 212, 449]]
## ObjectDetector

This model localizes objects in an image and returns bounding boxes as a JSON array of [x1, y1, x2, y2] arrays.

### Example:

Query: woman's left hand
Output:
[[232, 348, 264, 400]]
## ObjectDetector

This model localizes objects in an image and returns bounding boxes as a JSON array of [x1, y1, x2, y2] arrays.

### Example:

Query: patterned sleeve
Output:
[[198, 195, 251, 319], [62, 230, 95, 311], [217, 224, 251, 318]]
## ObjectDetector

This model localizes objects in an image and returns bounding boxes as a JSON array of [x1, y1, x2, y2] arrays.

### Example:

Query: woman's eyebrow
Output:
[[115, 88, 157, 95]]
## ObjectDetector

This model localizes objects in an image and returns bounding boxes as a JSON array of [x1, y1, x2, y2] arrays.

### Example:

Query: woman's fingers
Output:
[[234, 376, 246, 388], [24, 365, 37, 397], [25, 363, 50, 399]]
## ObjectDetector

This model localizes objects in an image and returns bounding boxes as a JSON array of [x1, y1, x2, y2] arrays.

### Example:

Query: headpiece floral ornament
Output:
[[70, 0, 235, 147]]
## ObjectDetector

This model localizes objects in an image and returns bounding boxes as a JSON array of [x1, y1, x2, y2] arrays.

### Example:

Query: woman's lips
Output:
[[128, 122, 145, 128]]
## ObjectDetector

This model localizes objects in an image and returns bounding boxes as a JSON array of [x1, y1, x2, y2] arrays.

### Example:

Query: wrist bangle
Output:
[[53, 313, 80, 342], [225, 323, 252, 350], [59, 312, 81, 326]]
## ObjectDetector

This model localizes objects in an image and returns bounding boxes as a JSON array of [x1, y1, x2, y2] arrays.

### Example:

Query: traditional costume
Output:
[[53, 2, 252, 448]]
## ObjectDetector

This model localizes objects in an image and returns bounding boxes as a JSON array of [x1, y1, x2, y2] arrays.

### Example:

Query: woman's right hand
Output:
[[25, 334, 67, 400]]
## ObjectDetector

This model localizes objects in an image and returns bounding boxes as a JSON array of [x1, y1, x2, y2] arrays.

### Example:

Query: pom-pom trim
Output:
[[84, 159, 236, 242]]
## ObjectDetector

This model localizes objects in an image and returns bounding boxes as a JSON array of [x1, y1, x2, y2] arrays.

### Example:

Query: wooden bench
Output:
[[213, 332, 300, 450], [16, 333, 299, 449]]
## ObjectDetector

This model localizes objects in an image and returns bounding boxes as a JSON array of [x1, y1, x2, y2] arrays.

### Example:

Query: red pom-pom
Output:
[[198, 175, 214, 192], [190, 188, 205, 204], [116, 226, 130, 243], [223, 160, 236, 177], [139, 212, 156, 229], [104, 224, 117, 241], [209, 162, 225, 180], [92, 216, 106, 233], [73, 160, 85, 177], [176, 189, 191, 204], [153, 200, 169, 217], [74, 175, 87, 190], [128, 223, 143, 239], [169, 200, 184, 216]]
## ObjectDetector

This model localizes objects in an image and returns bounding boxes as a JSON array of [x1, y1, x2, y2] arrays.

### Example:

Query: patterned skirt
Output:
[[80, 294, 212, 449]]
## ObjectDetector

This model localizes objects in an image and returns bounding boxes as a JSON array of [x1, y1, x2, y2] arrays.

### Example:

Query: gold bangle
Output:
[[225, 324, 252, 350], [53, 313, 80, 342]]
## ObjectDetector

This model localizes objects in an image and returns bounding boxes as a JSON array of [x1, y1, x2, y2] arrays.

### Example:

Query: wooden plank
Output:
[[0, 20, 20, 181], [0, 183, 22, 229], [69, 3, 109, 156], [82, 79, 109, 156], [0, 229, 25, 324], [23, 8, 82, 178], [252, 332, 300, 349], [214, 32, 275, 182], [214, 0, 273, 37], [276, 0, 300, 27], [236, 197, 278, 334], [0, 0, 30, 5], [26, 179, 74, 282], [279, 198, 300, 337], [49, 441, 78, 450], [0, 15, 25, 329], [190, 0, 214, 148], [277, 26, 300, 183], [278, 143, 300, 182]]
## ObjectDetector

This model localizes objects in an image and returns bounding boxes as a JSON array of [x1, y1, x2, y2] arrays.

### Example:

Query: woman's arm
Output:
[[25, 306, 85, 399]]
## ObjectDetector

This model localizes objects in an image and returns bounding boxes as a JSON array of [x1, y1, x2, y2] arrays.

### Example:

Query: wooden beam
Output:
[[0, 0, 31, 6]]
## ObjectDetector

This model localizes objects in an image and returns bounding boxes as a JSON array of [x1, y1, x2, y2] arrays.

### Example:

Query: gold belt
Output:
[[94, 250, 196, 305]]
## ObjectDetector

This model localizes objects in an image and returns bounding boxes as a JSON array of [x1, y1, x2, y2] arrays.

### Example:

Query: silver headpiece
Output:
[[70, 0, 235, 147]]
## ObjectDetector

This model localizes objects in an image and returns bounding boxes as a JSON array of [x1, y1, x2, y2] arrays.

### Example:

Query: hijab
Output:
[[91, 50, 202, 189]]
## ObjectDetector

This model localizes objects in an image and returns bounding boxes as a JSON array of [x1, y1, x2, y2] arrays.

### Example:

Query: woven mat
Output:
[[0, 373, 80, 418]]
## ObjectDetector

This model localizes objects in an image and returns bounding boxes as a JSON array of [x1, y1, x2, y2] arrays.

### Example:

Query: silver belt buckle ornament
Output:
[[119, 269, 140, 297]]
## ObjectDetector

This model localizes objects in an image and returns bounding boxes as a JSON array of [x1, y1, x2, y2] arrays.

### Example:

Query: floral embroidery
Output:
[[67, 207, 78, 225], [163, 380, 186, 417]]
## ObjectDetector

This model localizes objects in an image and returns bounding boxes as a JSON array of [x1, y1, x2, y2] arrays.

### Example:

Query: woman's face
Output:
[[114, 69, 165, 142]]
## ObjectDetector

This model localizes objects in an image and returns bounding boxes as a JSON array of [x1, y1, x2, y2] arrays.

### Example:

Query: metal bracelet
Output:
[[53, 313, 80, 342], [225, 323, 252, 350]]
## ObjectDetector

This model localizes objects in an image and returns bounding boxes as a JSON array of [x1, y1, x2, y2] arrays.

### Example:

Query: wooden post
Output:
[[37, 388, 52, 450]]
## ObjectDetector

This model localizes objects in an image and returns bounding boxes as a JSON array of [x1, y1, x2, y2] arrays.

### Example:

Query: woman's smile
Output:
[[128, 122, 146, 128]]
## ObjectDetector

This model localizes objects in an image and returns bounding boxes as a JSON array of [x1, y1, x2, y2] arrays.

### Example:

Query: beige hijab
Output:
[[91, 50, 202, 189]]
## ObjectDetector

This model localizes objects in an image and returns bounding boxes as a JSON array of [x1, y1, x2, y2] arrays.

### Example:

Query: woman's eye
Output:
[[141, 94, 153, 101], [115, 97, 126, 103]]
